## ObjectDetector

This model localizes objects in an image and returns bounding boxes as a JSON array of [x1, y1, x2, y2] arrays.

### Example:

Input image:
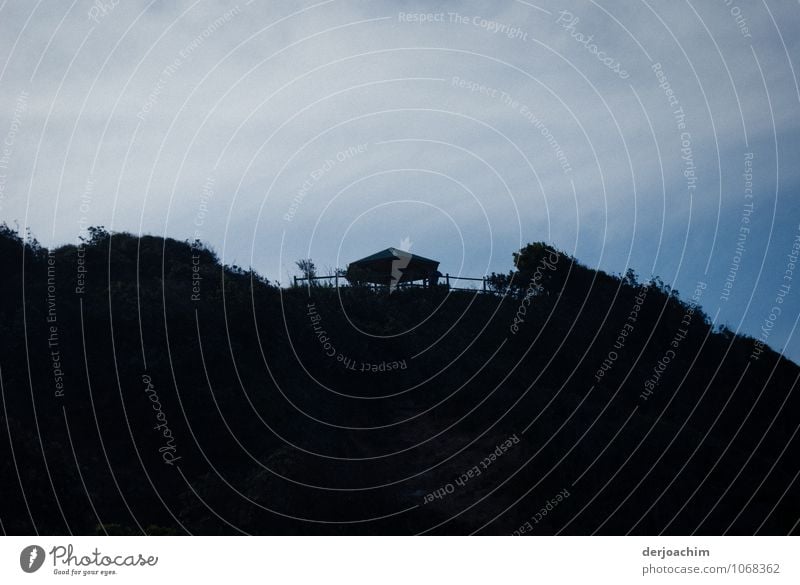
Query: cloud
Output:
[[1, 0, 799, 359]]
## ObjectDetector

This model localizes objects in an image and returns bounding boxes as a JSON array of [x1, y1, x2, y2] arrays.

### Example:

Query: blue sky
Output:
[[1, 0, 799, 362]]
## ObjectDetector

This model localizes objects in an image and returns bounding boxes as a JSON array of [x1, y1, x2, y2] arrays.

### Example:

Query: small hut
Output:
[[346, 248, 441, 290]]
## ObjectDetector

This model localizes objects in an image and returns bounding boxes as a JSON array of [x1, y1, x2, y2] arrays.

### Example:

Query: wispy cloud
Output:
[[1, 0, 799, 359]]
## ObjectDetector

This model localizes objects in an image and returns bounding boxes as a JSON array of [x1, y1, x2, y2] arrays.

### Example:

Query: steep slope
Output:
[[0, 225, 797, 535]]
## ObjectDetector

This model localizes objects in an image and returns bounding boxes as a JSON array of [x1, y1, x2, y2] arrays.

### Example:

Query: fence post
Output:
[[483, 277, 486, 292], [294, 275, 298, 287], [445, 273, 450, 289]]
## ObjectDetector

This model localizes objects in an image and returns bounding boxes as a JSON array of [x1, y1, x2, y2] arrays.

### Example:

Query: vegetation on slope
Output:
[[0, 225, 797, 535]]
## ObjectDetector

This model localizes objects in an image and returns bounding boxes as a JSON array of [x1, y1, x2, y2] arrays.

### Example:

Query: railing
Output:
[[293, 274, 341, 286], [444, 274, 487, 292], [293, 273, 488, 292]]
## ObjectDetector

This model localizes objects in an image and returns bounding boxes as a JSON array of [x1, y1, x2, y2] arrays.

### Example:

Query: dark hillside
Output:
[[0, 225, 797, 535]]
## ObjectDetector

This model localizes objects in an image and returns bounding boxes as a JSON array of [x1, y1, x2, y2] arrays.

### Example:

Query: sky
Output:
[[0, 0, 799, 362]]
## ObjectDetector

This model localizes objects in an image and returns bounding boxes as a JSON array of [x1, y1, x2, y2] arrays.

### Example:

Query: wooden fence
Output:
[[293, 273, 488, 292]]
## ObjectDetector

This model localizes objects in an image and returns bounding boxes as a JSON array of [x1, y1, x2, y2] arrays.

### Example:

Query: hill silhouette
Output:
[[0, 224, 797, 535]]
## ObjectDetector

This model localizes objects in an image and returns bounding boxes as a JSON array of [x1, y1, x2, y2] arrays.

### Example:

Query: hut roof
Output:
[[351, 247, 439, 266], [346, 248, 440, 285]]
